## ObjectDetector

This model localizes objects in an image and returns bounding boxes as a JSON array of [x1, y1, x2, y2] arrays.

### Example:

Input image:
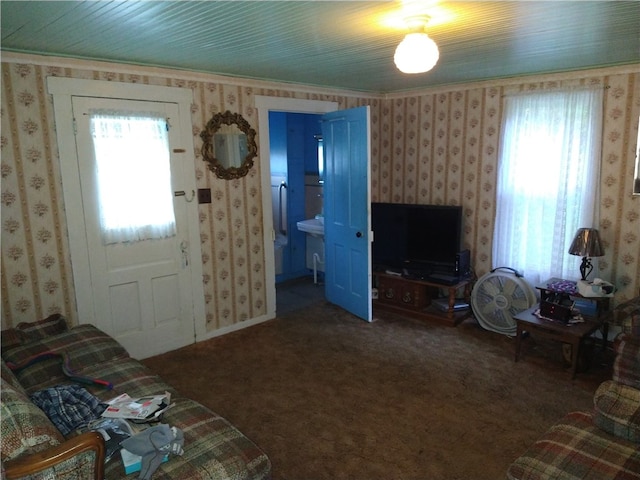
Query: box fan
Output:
[[470, 267, 537, 336]]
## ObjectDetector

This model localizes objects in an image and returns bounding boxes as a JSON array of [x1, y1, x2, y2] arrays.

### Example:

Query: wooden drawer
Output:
[[377, 276, 427, 309]]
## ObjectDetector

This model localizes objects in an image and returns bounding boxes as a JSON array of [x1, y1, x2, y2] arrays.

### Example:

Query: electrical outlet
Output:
[[197, 188, 211, 204]]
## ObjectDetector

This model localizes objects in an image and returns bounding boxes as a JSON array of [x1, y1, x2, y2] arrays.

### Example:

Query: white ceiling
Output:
[[2, 1, 639, 93]]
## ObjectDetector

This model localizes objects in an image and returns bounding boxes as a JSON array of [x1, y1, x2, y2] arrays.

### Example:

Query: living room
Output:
[[1, 60, 638, 339], [1, 2, 640, 479]]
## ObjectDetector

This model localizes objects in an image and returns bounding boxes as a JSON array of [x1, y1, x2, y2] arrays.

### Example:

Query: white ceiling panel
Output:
[[2, 1, 639, 93]]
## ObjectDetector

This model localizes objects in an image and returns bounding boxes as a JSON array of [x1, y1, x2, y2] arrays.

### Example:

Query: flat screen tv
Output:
[[371, 202, 463, 272]]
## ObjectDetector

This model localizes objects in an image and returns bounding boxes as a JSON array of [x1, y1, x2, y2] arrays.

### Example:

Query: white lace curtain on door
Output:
[[90, 111, 176, 244]]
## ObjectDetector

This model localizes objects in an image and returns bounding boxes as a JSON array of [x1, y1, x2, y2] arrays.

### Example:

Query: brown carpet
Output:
[[142, 301, 612, 480]]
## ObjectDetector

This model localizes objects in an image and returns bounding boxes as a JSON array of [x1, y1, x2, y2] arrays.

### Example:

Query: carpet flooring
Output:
[[142, 300, 612, 480], [276, 277, 325, 316]]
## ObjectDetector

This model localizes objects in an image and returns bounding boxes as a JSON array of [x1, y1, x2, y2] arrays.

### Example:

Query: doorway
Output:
[[269, 111, 323, 286], [48, 77, 206, 359], [255, 97, 338, 318]]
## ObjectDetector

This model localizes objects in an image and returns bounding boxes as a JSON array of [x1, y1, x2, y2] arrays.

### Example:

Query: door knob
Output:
[[356, 231, 362, 238]]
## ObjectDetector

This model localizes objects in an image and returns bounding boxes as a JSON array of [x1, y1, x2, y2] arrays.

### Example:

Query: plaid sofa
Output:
[[1, 317, 272, 480], [507, 296, 640, 480]]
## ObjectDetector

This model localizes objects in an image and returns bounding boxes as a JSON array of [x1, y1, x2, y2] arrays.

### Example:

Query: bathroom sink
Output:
[[296, 218, 324, 237]]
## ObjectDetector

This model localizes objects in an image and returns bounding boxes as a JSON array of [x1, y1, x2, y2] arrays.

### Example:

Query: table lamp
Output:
[[568, 228, 604, 281]]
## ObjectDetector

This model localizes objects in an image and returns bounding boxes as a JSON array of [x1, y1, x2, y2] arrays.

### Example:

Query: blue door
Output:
[[321, 106, 372, 322]]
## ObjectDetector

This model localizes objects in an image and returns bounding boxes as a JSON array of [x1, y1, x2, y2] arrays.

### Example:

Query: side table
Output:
[[537, 277, 612, 349], [514, 306, 601, 379]]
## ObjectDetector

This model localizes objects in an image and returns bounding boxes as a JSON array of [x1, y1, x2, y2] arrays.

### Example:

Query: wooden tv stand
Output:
[[373, 272, 474, 326]]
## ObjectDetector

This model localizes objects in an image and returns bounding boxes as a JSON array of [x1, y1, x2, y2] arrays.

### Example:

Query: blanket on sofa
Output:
[[1, 322, 271, 480]]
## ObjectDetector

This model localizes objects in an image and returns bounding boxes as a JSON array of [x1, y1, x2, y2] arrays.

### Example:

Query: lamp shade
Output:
[[568, 228, 604, 258], [394, 32, 439, 74]]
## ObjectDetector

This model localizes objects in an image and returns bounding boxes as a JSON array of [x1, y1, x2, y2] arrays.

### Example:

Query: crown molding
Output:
[[1, 51, 381, 100]]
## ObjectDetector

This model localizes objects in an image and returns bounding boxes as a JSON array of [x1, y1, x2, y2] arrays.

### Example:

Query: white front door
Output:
[[68, 96, 198, 358]]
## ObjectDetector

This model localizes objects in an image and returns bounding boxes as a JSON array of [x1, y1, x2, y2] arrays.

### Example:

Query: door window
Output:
[[89, 111, 176, 244]]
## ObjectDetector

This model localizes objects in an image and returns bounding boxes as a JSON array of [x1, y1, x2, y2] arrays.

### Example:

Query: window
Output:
[[634, 116, 640, 195], [492, 88, 603, 284], [90, 111, 176, 244], [317, 135, 324, 184]]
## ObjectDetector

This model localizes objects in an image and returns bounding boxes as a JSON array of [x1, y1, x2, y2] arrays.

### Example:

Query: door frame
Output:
[[255, 96, 338, 318], [47, 77, 206, 340]]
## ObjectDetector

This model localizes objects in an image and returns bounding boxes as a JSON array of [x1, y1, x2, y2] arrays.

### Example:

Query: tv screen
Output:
[[372, 203, 462, 271], [371, 203, 409, 268]]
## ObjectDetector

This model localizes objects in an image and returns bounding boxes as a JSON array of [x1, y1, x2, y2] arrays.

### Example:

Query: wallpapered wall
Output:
[[374, 73, 640, 303], [0, 56, 378, 330], [1, 54, 639, 333]]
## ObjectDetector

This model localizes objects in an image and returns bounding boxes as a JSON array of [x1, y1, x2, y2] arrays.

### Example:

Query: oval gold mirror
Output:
[[200, 110, 257, 180]]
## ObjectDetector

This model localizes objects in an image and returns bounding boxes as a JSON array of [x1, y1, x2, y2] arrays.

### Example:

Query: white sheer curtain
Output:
[[90, 111, 176, 244], [492, 88, 603, 285]]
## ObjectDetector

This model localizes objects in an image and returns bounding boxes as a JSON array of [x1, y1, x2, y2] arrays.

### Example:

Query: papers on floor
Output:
[[102, 392, 172, 421]]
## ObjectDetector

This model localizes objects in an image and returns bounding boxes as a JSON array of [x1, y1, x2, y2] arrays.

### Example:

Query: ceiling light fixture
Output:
[[394, 14, 439, 74]]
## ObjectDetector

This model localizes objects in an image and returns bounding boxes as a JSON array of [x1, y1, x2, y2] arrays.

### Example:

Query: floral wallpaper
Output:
[[0, 55, 377, 330], [376, 73, 640, 305], [1, 53, 638, 333]]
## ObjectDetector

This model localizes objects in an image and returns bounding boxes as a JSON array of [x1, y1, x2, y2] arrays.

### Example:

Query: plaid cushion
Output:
[[2, 325, 130, 392], [1, 324, 272, 480], [507, 411, 640, 480], [594, 380, 640, 443], [17, 313, 68, 341], [1, 359, 24, 392], [1, 328, 26, 351], [104, 398, 272, 480], [1, 314, 69, 351], [0, 377, 63, 461], [613, 334, 640, 390], [620, 311, 640, 337], [78, 362, 272, 479], [22, 355, 272, 479], [611, 296, 640, 336], [69, 357, 177, 402]]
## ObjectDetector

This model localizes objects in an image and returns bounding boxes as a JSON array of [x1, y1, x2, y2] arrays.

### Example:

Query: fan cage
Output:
[[470, 268, 537, 336]]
